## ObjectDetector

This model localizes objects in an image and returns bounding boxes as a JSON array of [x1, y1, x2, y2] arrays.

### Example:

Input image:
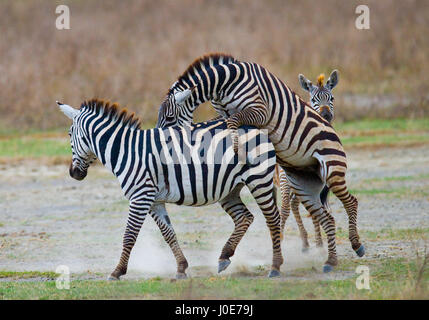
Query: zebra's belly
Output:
[[274, 145, 318, 168]]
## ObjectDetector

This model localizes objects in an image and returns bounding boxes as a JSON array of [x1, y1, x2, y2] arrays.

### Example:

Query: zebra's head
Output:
[[57, 101, 97, 181], [298, 70, 339, 123], [156, 85, 197, 128]]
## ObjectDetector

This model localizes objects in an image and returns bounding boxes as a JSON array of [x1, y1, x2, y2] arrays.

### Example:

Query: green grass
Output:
[[335, 227, 429, 241], [362, 173, 429, 183], [0, 136, 69, 158], [335, 118, 429, 148], [336, 118, 429, 133], [341, 134, 429, 147], [349, 187, 408, 196], [0, 257, 427, 299], [0, 271, 58, 280], [0, 118, 428, 158], [349, 185, 429, 198], [341, 133, 429, 147]]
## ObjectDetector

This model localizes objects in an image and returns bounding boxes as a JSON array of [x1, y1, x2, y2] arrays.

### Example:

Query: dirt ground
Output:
[[0, 146, 428, 281]]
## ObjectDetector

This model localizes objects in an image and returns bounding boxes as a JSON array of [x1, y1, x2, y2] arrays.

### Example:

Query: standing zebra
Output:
[[157, 53, 364, 272], [274, 71, 338, 252], [57, 99, 283, 279]]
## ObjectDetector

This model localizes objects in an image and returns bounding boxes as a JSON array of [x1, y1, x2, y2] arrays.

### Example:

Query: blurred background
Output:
[[1, 0, 428, 131]]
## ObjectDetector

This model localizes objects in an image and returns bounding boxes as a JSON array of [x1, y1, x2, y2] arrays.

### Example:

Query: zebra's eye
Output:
[[331, 97, 334, 101], [311, 98, 316, 103]]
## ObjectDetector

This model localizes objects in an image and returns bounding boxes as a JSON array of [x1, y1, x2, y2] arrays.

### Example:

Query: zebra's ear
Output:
[[174, 85, 196, 105], [326, 70, 339, 90], [299, 74, 313, 92], [57, 101, 79, 120]]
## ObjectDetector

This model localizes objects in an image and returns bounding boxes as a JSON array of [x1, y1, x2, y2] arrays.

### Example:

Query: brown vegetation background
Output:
[[1, 0, 428, 131]]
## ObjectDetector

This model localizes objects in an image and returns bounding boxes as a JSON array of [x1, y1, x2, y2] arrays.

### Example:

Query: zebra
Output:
[[274, 71, 338, 252], [156, 53, 364, 272], [57, 98, 283, 280]]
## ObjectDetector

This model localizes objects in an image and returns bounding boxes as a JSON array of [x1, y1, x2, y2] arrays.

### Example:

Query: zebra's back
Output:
[[214, 61, 344, 169]]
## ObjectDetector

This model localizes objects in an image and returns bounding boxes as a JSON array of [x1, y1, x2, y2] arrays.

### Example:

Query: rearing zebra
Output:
[[274, 71, 338, 251], [157, 53, 364, 272], [57, 99, 283, 279]]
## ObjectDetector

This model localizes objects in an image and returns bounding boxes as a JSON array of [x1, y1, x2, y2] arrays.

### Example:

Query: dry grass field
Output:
[[0, 0, 428, 300], [1, 0, 429, 131]]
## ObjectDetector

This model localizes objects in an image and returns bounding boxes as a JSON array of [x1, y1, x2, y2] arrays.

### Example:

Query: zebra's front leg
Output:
[[109, 197, 153, 280], [151, 203, 189, 279], [218, 192, 254, 273], [226, 104, 268, 153], [290, 194, 310, 252]]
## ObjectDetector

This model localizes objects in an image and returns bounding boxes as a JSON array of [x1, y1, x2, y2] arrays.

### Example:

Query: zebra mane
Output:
[[317, 74, 325, 87], [80, 99, 141, 130], [176, 53, 237, 85]]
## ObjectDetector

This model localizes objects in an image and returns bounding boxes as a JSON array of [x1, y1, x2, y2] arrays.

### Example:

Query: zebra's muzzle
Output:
[[69, 162, 87, 181], [320, 106, 333, 123]]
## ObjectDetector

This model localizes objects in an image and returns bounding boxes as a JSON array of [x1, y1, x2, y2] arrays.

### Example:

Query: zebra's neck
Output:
[[84, 110, 144, 179], [173, 62, 235, 117]]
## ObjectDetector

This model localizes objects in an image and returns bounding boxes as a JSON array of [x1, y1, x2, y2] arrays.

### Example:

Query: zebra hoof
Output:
[[176, 272, 187, 280], [355, 244, 365, 257], [301, 247, 310, 253], [323, 264, 334, 273], [218, 259, 231, 273], [268, 269, 281, 278], [107, 275, 120, 281]]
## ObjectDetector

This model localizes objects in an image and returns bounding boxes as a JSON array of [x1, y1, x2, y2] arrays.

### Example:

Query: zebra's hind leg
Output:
[[290, 194, 310, 252], [218, 185, 254, 273], [247, 183, 283, 277], [225, 102, 268, 153], [327, 177, 364, 257], [109, 196, 154, 280], [284, 168, 337, 272], [311, 215, 324, 248], [299, 197, 337, 271], [312, 208, 338, 272], [316, 154, 364, 257], [151, 203, 189, 279], [313, 186, 331, 248]]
